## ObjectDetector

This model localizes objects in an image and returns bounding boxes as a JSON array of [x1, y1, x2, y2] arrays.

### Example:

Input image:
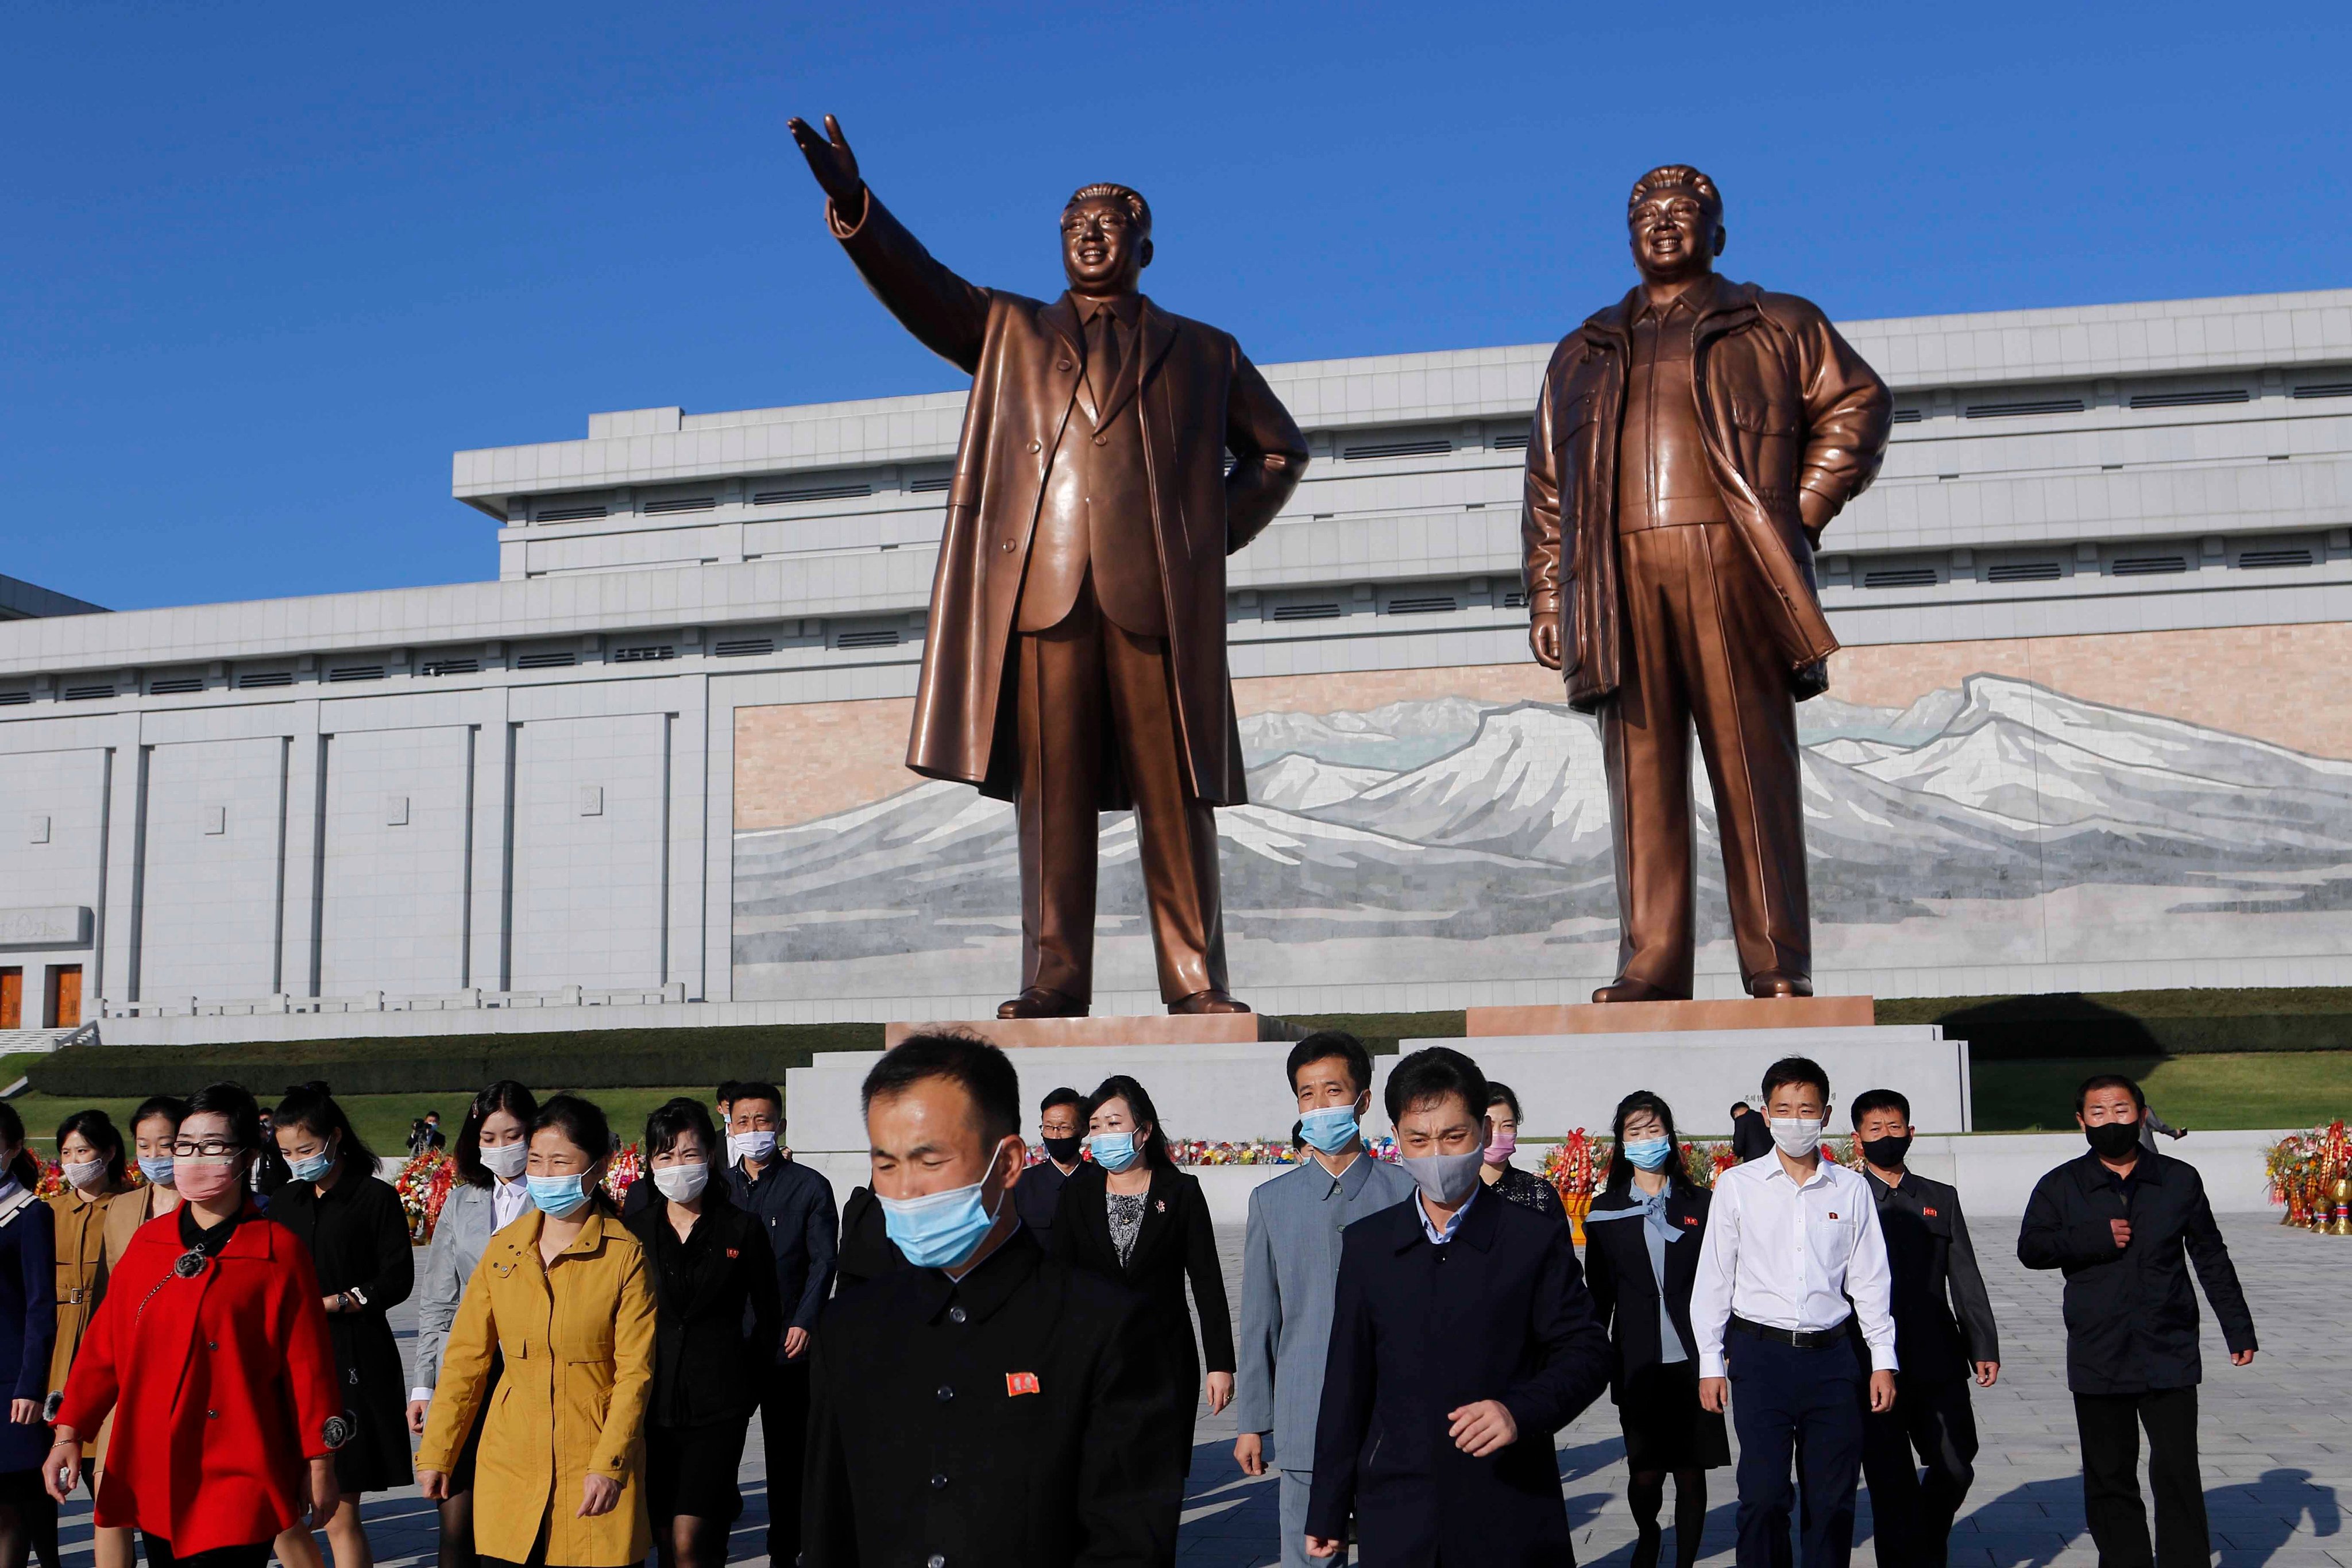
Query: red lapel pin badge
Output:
[[1006, 1372, 1041, 1397]]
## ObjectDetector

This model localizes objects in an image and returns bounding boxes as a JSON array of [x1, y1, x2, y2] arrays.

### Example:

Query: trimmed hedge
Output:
[[1877, 988, 2352, 1059]]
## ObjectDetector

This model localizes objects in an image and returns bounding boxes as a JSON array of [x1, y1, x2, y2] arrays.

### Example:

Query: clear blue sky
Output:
[[4, 1, 2345, 612]]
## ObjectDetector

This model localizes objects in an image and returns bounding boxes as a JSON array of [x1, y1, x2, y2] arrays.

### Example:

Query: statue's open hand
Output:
[[787, 113, 864, 215]]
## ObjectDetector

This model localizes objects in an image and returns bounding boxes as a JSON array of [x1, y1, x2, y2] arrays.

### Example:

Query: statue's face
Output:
[[1627, 186, 1723, 283], [1061, 195, 1151, 293]]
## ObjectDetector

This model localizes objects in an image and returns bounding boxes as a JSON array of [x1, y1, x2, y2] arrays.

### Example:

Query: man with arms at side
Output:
[[1306, 1047, 1610, 1565], [1850, 1090, 1998, 1568], [723, 1082, 837, 1563], [1690, 1056, 1897, 1568], [1233, 1032, 1416, 1568], [1728, 1102, 1771, 1163], [801, 1034, 1181, 1567], [1014, 1087, 1088, 1247], [2019, 1073, 2256, 1568]]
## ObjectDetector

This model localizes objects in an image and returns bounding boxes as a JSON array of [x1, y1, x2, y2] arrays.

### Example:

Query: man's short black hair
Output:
[[1729, 1100, 1752, 1115], [732, 1081, 784, 1116], [2075, 1073, 2146, 1114], [863, 1032, 1021, 1146], [1384, 1046, 1488, 1126], [716, 1079, 744, 1104], [1041, 1086, 1084, 1115], [1288, 1030, 1373, 1098], [1851, 1088, 1910, 1127], [1759, 1056, 1831, 1106]]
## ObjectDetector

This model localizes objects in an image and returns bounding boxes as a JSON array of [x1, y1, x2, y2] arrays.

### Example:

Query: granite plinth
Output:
[[1466, 995, 1875, 1035], [880, 1014, 1280, 1049]]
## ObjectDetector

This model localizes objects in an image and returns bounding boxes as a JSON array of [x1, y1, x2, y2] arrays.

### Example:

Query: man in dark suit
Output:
[[1014, 1086, 1087, 1244], [801, 1033, 1183, 1567], [1851, 1089, 2000, 1568], [1728, 1102, 1772, 1163], [789, 113, 1310, 1019], [1307, 1047, 1612, 1564]]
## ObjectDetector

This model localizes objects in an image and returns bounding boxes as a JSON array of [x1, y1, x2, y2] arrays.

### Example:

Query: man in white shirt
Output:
[[1690, 1056, 1898, 1568]]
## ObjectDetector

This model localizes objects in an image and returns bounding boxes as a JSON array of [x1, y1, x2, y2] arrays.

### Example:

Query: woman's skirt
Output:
[[1617, 1359, 1730, 1473], [646, 1419, 751, 1524]]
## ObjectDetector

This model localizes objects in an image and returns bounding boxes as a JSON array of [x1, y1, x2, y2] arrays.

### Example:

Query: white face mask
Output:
[[728, 1130, 778, 1165], [61, 1158, 108, 1192], [651, 1163, 710, 1203], [1768, 1116, 1826, 1158], [480, 1142, 528, 1181]]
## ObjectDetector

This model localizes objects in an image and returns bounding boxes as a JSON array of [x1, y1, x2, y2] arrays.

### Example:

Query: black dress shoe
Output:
[[1591, 976, 1681, 1004], [1747, 971, 1814, 999], [1168, 990, 1251, 1015], [997, 987, 1087, 1019]]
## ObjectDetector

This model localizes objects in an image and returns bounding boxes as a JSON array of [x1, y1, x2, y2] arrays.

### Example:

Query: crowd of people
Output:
[[0, 1033, 2260, 1568]]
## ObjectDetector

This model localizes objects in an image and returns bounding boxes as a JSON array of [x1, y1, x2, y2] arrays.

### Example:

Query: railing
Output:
[[99, 982, 690, 1020]]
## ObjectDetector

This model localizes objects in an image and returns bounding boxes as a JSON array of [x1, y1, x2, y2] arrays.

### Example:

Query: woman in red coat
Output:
[[43, 1083, 343, 1568]]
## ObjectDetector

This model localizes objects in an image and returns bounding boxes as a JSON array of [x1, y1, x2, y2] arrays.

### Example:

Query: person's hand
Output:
[[417, 1469, 449, 1503], [1975, 1361, 1999, 1388], [321, 1295, 341, 1315], [1528, 620, 1563, 671], [407, 1398, 430, 1436], [1868, 1370, 1897, 1413], [41, 1436, 78, 1504], [1234, 1432, 1265, 1477], [2109, 1218, 2133, 1249], [1306, 1536, 1343, 1559], [783, 1327, 810, 1360], [1205, 1371, 1234, 1415], [787, 113, 866, 219], [1447, 1398, 1518, 1457], [9, 1399, 37, 1426], [578, 1473, 621, 1518], [1699, 1376, 1729, 1413], [2168, 1126, 2189, 1140], [304, 1456, 341, 1525], [2231, 1348, 2257, 1367]]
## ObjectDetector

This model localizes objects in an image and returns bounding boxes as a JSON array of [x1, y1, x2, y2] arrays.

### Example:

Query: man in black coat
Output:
[[2019, 1073, 2257, 1568], [1728, 1102, 1772, 1163], [1014, 1085, 1088, 1243], [1307, 1046, 1611, 1565], [802, 1033, 1184, 1567], [1850, 1090, 2000, 1568]]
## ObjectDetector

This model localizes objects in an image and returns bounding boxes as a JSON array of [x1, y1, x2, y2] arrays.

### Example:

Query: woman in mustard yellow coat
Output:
[[416, 1096, 655, 1568]]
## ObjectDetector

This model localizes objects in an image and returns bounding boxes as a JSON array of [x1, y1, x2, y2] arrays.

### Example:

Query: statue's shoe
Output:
[[997, 987, 1088, 1019], [1747, 971, 1814, 999], [1590, 976, 1682, 1004], [1168, 990, 1251, 1016]]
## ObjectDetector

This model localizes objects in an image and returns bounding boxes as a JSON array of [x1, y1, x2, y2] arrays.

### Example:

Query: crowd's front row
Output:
[[17, 1030, 2258, 1568]]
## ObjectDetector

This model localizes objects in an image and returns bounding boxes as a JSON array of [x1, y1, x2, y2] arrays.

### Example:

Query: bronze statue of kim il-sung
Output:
[[1521, 166, 1892, 1003], [788, 115, 1310, 1019]]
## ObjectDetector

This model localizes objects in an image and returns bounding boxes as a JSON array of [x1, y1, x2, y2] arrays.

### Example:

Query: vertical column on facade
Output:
[[467, 687, 517, 996], [277, 703, 328, 998], [94, 715, 141, 1011], [667, 674, 709, 1002]]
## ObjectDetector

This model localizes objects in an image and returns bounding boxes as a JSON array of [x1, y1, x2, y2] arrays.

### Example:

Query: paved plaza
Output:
[[36, 1215, 2349, 1567]]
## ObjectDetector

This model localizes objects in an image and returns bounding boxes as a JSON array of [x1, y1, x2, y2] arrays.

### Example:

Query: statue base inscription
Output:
[[1466, 995, 1875, 1037]]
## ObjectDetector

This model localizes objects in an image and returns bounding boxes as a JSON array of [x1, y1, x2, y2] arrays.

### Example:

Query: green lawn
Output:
[[1972, 1052, 2352, 1131]]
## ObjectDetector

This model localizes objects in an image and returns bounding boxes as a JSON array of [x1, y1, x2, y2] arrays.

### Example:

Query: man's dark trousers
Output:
[[2075, 1388, 2208, 1568], [1729, 1328, 1865, 1568], [762, 1359, 811, 1559], [1861, 1374, 1977, 1568]]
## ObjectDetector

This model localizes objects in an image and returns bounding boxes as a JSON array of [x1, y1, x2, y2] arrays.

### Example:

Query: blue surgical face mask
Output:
[[1088, 1131, 1140, 1173], [286, 1144, 336, 1184], [528, 1173, 592, 1219], [138, 1155, 176, 1188], [1624, 1136, 1674, 1171], [880, 1141, 1011, 1270], [1298, 1104, 1362, 1156]]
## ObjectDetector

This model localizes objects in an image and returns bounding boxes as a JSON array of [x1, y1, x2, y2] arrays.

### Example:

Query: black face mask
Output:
[[1860, 1134, 1911, 1171], [2084, 1120, 2141, 1159], [1041, 1135, 1083, 1165]]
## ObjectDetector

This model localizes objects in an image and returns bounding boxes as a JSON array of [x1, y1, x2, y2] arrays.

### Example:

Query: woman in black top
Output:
[[1478, 1080, 1569, 1223], [1050, 1075, 1233, 1564], [622, 1098, 782, 1568], [1582, 1091, 1727, 1568], [267, 1083, 414, 1568]]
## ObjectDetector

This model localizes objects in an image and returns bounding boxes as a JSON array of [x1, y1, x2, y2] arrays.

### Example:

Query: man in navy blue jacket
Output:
[[1306, 1046, 1611, 1564]]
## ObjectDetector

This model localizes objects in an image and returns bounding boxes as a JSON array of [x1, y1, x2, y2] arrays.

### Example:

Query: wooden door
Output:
[[0, 970, 18, 1030], [45, 966, 81, 1029]]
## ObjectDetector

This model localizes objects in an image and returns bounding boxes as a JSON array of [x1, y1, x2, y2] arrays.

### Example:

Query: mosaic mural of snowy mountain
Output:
[[732, 675, 2352, 995]]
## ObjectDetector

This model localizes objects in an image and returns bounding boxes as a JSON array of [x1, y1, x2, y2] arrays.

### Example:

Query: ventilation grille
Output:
[[1270, 601, 1343, 622], [514, 650, 577, 670], [1343, 438, 1452, 461], [1861, 567, 1939, 589], [1502, 589, 1529, 609], [1986, 561, 2063, 584], [1494, 430, 1531, 451], [1890, 408, 1925, 424], [2239, 548, 2315, 570], [752, 482, 872, 505], [62, 683, 115, 701], [643, 496, 718, 516], [237, 671, 295, 689], [1386, 594, 1459, 616], [907, 476, 953, 493], [421, 658, 479, 677], [536, 503, 608, 523], [612, 645, 676, 664], [1965, 397, 2084, 419], [2293, 382, 2352, 400], [836, 629, 901, 650], [2130, 389, 2250, 410], [2111, 555, 2188, 577], [713, 636, 777, 658], [0, 692, 29, 706], [148, 675, 206, 695], [326, 665, 385, 683]]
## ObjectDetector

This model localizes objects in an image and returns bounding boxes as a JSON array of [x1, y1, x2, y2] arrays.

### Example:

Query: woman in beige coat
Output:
[[416, 1095, 654, 1568]]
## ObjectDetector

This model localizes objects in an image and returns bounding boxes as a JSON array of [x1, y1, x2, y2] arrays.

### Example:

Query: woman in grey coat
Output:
[[404, 1082, 538, 1568]]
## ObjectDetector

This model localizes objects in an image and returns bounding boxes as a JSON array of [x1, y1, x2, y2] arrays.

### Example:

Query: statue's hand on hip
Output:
[[787, 113, 866, 221], [1529, 619, 1563, 671]]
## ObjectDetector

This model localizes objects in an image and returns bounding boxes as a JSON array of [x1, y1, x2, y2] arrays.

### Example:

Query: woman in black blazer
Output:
[[623, 1098, 783, 1568], [1582, 1091, 1728, 1568], [1051, 1075, 1234, 1555]]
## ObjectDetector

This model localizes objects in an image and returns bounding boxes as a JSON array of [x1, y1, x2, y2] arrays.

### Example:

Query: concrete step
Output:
[[0, 1026, 90, 1055]]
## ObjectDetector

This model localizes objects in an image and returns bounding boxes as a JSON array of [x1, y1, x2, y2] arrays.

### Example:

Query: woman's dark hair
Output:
[[0, 1106, 38, 1192], [1086, 1074, 1173, 1171], [274, 1082, 380, 1175], [645, 1097, 724, 1177], [130, 1095, 190, 1142], [455, 1080, 541, 1190], [55, 1109, 127, 1186], [179, 1082, 266, 1191], [531, 1094, 617, 1214], [1484, 1082, 1524, 1123], [1604, 1090, 1695, 1196]]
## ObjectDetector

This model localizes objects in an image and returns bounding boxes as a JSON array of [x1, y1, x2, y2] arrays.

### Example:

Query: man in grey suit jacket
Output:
[[1235, 1031, 1418, 1567]]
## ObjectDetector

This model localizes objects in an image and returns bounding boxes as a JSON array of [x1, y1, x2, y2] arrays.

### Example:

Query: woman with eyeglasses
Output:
[[266, 1083, 414, 1568], [46, 1082, 342, 1568], [417, 1094, 656, 1568], [409, 1081, 539, 1568]]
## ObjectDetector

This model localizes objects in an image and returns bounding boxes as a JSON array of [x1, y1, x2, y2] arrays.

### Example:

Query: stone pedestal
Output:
[[881, 1014, 1283, 1049], [1466, 995, 1875, 1036]]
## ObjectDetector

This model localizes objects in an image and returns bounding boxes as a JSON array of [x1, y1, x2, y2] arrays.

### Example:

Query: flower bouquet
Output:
[[395, 1149, 457, 1241]]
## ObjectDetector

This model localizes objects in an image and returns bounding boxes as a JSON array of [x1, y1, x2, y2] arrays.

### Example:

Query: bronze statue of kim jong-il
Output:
[[788, 115, 1309, 1019], [1521, 165, 1893, 1003]]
